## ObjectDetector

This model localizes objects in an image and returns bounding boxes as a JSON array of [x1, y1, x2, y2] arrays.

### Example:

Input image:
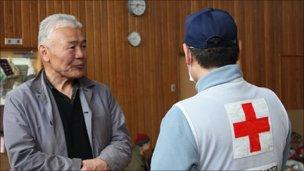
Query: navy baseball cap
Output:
[[184, 8, 238, 49]]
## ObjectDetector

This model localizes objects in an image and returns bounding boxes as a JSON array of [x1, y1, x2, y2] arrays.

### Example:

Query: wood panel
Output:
[[37, 0, 47, 25], [280, 55, 304, 135], [0, 153, 10, 170], [0, 1, 4, 47], [3, 0, 14, 39], [13, 0, 22, 43], [29, 1, 38, 47], [280, 55, 304, 109], [21, 0, 31, 48], [2, 0, 24, 48]]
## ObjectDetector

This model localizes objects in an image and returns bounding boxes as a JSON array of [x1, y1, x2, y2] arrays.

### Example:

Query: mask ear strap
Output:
[[183, 43, 193, 65], [187, 64, 195, 82]]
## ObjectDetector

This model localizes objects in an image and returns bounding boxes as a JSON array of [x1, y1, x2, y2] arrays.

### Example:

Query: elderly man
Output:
[[151, 8, 291, 170], [3, 14, 131, 170]]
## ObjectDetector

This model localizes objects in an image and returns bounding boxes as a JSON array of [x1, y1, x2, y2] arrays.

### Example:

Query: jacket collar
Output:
[[30, 69, 96, 103], [195, 64, 243, 92], [31, 69, 95, 89]]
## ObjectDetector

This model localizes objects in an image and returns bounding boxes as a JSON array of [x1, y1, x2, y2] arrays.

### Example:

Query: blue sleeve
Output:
[[151, 106, 199, 170]]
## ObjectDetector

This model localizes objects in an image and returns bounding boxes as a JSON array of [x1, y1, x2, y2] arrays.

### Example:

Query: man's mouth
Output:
[[74, 64, 85, 69]]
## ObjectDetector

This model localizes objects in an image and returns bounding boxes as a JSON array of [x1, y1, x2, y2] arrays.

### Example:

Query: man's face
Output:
[[44, 26, 87, 79]]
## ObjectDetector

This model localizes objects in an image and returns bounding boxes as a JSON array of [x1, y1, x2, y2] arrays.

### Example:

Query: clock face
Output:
[[128, 0, 146, 16], [128, 32, 141, 47]]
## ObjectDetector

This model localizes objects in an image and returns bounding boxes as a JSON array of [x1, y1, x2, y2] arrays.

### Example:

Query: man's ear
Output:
[[182, 43, 192, 65], [238, 40, 242, 51], [38, 44, 50, 62]]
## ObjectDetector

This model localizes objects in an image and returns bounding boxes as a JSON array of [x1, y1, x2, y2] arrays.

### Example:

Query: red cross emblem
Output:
[[233, 102, 270, 153]]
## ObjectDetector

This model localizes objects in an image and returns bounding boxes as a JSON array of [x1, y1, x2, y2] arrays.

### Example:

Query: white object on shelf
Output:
[[11, 58, 35, 76]]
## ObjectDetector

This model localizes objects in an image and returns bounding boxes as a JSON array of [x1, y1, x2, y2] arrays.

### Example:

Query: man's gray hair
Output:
[[38, 13, 82, 45]]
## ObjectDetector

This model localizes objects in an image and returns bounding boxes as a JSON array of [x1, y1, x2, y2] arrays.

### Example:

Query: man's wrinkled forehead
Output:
[[47, 26, 85, 45]]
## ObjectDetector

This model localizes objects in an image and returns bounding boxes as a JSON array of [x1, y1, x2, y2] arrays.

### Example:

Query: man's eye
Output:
[[82, 44, 87, 48], [69, 46, 75, 49]]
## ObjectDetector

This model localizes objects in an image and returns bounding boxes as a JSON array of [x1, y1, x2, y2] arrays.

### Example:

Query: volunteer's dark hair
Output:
[[188, 37, 239, 69]]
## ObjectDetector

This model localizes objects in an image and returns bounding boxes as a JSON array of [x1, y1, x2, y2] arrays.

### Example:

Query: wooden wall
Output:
[[0, 0, 303, 149]]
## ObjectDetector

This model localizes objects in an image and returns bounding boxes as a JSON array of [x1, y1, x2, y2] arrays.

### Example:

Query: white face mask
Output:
[[187, 64, 195, 82]]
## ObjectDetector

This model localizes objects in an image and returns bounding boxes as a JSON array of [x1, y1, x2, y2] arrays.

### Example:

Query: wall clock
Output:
[[128, 31, 141, 47], [128, 0, 146, 16]]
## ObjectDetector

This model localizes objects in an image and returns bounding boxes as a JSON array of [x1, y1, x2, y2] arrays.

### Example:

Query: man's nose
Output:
[[75, 46, 86, 58]]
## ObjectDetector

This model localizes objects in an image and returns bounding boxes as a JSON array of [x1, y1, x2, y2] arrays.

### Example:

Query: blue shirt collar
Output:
[[195, 64, 243, 92]]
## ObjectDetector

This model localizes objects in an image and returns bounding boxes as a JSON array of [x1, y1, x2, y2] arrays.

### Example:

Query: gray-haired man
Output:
[[3, 14, 131, 170]]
